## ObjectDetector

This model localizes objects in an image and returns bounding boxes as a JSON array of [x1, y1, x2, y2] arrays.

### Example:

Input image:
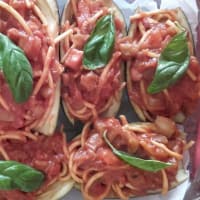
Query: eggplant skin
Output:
[[28, 0, 74, 199], [33, 0, 61, 136], [70, 120, 188, 199], [127, 8, 195, 123], [37, 179, 74, 200], [60, 0, 126, 124]]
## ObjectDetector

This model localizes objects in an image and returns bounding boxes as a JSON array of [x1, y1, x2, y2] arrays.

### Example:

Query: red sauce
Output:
[[0, 0, 60, 130], [61, 0, 124, 121], [70, 117, 185, 199], [0, 133, 66, 200], [128, 15, 200, 120]]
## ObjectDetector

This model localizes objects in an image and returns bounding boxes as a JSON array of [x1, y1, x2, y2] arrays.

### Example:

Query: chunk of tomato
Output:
[[64, 48, 83, 71]]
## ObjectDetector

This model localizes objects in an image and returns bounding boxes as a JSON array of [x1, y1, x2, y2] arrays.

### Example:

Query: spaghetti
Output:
[[68, 115, 190, 200], [0, 131, 71, 200], [60, 0, 126, 123], [0, 0, 61, 134], [123, 9, 200, 122]]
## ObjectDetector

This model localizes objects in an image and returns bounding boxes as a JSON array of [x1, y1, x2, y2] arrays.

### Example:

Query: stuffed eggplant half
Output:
[[0, 0, 61, 135], [0, 130, 74, 200], [125, 8, 200, 122], [60, 0, 126, 124], [68, 115, 191, 200]]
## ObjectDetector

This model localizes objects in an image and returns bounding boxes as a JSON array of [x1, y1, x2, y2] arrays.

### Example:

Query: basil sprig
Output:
[[83, 15, 115, 70], [147, 32, 189, 94], [0, 160, 44, 192], [103, 132, 171, 172], [0, 33, 33, 103]]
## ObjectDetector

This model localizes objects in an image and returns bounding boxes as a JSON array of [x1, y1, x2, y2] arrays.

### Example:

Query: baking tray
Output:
[[56, 0, 200, 199]]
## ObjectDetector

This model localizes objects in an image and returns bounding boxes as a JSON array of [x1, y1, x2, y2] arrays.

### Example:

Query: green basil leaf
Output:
[[0, 33, 33, 103], [0, 175, 17, 190], [0, 160, 44, 192], [0, 57, 3, 70], [83, 15, 115, 70], [147, 31, 189, 94], [103, 132, 171, 172]]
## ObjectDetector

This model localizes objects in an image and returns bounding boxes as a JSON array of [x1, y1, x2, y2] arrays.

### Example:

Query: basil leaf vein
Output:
[[103, 132, 171, 172], [0, 160, 44, 192], [83, 15, 115, 70], [147, 31, 189, 94], [0, 33, 33, 103]]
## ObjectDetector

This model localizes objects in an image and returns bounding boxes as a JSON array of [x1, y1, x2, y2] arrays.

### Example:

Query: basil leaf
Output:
[[0, 33, 33, 103], [0, 160, 44, 192], [147, 32, 189, 94], [0, 57, 3, 69], [83, 15, 115, 70], [0, 175, 17, 190], [103, 132, 171, 172]]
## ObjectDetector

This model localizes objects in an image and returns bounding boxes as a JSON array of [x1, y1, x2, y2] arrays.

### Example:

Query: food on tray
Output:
[[60, 0, 126, 123], [0, 0, 61, 135], [123, 8, 200, 122], [0, 131, 74, 200], [68, 115, 191, 200]]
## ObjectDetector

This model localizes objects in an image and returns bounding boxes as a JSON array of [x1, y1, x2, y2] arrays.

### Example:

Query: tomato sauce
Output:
[[0, 133, 66, 200], [70, 117, 185, 199], [61, 0, 124, 121], [0, 0, 60, 130], [128, 15, 200, 120]]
